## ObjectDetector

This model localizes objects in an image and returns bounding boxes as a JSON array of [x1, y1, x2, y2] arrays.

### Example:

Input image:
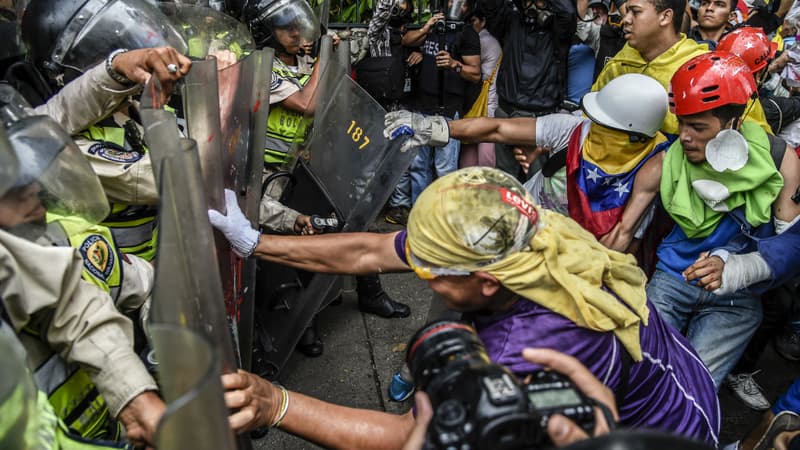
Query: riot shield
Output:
[[0, 125, 19, 197], [151, 324, 235, 450], [0, 323, 38, 450], [300, 63, 414, 229], [256, 52, 415, 376], [217, 49, 272, 371], [0, 0, 25, 62], [158, 2, 254, 59], [182, 49, 272, 371], [150, 140, 253, 449]]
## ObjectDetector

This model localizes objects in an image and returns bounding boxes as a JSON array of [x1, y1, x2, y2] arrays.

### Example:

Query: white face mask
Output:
[[705, 128, 749, 172]]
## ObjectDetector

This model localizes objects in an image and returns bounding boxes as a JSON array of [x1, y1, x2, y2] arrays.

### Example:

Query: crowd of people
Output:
[[2, 0, 800, 448]]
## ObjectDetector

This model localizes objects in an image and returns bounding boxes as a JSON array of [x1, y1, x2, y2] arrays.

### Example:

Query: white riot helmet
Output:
[[580, 73, 667, 139]]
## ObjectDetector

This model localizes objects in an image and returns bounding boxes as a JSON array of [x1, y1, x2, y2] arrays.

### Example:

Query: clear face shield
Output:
[[50, 0, 188, 76], [157, 2, 255, 60], [260, 0, 320, 53], [1, 115, 110, 236], [0, 0, 26, 60], [0, 126, 19, 198], [447, 0, 468, 21]]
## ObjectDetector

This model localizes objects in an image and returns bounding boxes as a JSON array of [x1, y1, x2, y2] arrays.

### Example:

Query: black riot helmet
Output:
[[21, 0, 187, 89], [242, 0, 319, 51]]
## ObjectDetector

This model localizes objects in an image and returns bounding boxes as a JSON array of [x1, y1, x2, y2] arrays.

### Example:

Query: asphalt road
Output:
[[254, 221, 800, 449]]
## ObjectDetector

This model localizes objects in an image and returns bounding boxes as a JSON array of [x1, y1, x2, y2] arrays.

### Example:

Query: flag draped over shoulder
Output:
[[566, 122, 668, 238]]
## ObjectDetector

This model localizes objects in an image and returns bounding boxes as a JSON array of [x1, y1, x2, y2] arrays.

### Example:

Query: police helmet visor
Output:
[[5, 115, 109, 226], [0, 126, 19, 198], [261, 0, 319, 43], [158, 2, 254, 60], [51, 0, 188, 73], [0, 0, 26, 60]]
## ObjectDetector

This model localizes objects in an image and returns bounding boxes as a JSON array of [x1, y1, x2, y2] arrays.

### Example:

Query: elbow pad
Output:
[[714, 252, 772, 296]]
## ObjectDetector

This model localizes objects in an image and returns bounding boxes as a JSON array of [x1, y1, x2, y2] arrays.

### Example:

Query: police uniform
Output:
[[264, 56, 315, 165], [33, 64, 159, 262], [0, 229, 157, 440]]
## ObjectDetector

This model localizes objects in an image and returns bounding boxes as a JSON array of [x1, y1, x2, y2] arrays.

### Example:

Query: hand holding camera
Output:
[[404, 321, 617, 450]]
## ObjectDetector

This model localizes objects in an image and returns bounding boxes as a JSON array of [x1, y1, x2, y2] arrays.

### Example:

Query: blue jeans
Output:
[[388, 170, 411, 208], [646, 269, 762, 389], [409, 113, 461, 204]]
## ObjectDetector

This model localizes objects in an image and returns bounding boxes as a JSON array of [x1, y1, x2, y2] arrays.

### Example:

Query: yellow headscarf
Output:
[[407, 167, 650, 360]]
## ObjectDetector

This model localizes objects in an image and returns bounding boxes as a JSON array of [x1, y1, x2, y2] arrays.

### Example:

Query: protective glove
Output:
[[384, 110, 450, 152], [713, 251, 772, 296], [207, 189, 260, 258]]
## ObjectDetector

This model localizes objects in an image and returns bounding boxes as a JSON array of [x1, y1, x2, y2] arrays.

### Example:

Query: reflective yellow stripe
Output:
[[34, 355, 118, 441], [265, 63, 313, 164], [78, 125, 159, 261]]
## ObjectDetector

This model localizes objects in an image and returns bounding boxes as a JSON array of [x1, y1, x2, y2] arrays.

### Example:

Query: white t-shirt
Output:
[[524, 114, 587, 214]]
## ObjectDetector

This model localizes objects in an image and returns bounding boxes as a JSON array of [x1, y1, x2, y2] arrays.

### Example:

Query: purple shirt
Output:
[[395, 231, 721, 446]]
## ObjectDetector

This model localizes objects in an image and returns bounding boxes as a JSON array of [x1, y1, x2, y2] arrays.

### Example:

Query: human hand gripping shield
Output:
[[384, 110, 450, 152]]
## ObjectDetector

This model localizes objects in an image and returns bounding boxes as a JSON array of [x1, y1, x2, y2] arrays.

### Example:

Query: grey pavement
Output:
[[253, 223, 800, 449]]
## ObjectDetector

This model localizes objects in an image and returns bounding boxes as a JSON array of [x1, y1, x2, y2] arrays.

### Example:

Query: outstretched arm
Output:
[[209, 190, 409, 274], [448, 117, 538, 147], [224, 370, 415, 450], [252, 231, 409, 275]]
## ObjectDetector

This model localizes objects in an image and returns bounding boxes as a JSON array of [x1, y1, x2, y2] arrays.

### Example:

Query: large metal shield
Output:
[[0, 321, 38, 450], [217, 49, 272, 371], [151, 324, 235, 450], [149, 139, 237, 373], [158, 2, 254, 59], [182, 50, 272, 371], [255, 43, 415, 376], [300, 62, 415, 229], [149, 141, 253, 449]]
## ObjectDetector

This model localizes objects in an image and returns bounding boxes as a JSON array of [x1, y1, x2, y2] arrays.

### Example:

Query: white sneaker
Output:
[[725, 371, 771, 411]]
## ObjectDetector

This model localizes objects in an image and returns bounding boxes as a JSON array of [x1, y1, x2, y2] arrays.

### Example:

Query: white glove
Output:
[[384, 110, 450, 152], [713, 252, 772, 296], [207, 189, 260, 258]]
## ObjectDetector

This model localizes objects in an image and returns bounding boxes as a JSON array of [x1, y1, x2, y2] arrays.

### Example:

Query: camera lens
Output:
[[406, 321, 490, 390]]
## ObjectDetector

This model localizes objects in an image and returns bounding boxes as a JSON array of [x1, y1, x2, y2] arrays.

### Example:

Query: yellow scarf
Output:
[[408, 168, 650, 360]]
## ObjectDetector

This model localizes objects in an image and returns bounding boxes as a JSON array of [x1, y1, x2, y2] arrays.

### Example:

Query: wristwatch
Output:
[[454, 62, 463, 73]]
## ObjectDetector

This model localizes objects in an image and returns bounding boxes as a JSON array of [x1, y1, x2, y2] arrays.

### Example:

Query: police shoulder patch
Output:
[[88, 141, 143, 163], [79, 234, 115, 282]]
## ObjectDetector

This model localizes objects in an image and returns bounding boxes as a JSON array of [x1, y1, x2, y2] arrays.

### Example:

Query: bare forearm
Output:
[[449, 117, 537, 147], [458, 61, 481, 84], [402, 27, 430, 47], [280, 393, 415, 450], [252, 232, 408, 274], [281, 60, 323, 114]]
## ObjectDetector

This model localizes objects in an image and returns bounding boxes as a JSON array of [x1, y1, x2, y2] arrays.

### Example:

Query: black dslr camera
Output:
[[407, 321, 596, 450]]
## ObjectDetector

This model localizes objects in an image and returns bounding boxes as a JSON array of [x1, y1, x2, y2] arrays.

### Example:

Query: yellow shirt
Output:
[[593, 35, 773, 135]]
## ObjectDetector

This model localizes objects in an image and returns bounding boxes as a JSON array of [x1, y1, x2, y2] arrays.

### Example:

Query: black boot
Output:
[[296, 316, 323, 357], [357, 275, 410, 318]]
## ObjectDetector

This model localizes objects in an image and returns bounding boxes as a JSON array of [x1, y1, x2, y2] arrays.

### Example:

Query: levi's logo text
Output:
[[499, 188, 538, 223]]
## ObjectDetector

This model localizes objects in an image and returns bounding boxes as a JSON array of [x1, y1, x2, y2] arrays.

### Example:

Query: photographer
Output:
[[210, 167, 719, 445], [489, 0, 577, 179], [399, 2, 481, 202], [222, 346, 618, 449]]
